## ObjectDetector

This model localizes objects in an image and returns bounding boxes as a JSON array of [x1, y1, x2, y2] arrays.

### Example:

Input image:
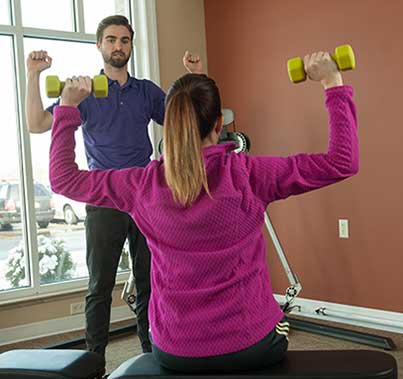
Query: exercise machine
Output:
[[0, 340, 397, 379]]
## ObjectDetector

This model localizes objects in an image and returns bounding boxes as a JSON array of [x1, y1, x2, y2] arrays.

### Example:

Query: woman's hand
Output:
[[60, 76, 92, 107], [304, 52, 343, 89]]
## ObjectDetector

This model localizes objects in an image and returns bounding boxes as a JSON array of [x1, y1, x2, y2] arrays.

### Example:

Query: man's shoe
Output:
[[141, 342, 152, 353]]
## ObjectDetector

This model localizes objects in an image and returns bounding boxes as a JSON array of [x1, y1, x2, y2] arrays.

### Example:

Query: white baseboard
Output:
[[0, 305, 135, 347], [274, 294, 403, 334], [1, 297, 401, 348]]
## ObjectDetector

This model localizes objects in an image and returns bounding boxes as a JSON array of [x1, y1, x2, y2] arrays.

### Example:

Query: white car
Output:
[[52, 194, 86, 225]]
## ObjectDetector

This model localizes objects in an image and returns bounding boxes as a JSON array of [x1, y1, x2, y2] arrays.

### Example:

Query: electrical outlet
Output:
[[70, 302, 85, 315], [339, 219, 349, 239]]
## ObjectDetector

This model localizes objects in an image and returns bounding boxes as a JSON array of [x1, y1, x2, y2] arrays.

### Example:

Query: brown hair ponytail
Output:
[[163, 74, 222, 207]]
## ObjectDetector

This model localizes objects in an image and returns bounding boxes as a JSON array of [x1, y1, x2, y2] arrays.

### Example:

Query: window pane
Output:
[[24, 38, 130, 285], [21, 0, 73, 31], [0, 0, 11, 24], [83, 0, 130, 35], [0, 36, 30, 292]]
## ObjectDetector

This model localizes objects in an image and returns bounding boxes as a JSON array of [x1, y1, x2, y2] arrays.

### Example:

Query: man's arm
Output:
[[25, 50, 53, 133]]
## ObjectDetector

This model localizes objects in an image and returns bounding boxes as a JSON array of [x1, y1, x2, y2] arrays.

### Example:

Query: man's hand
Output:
[[183, 51, 203, 74], [27, 50, 52, 75], [60, 76, 92, 108]]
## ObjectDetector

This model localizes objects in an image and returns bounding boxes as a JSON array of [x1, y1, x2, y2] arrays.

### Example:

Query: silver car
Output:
[[0, 181, 55, 230], [51, 193, 86, 225]]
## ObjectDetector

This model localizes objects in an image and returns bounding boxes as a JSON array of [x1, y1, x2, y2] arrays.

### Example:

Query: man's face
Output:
[[97, 24, 132, 68]]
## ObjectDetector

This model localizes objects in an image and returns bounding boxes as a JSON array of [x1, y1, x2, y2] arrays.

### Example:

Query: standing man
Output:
[[26, 15, 202, 363]]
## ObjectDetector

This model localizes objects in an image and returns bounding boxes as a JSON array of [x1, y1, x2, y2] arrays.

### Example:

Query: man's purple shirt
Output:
[[47, 70, 165, 169]]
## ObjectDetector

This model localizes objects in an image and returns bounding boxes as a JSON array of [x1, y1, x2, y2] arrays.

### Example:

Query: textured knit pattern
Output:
[[49, 85, 359, 357]]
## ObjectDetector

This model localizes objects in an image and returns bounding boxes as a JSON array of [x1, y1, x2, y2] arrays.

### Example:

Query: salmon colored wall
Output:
[[204, 0, 403, 312], [156, 0, 208, 92]]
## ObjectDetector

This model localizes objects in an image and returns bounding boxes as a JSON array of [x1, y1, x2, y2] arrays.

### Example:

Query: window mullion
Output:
[[74, 0, 85, 33], [0, 24, 16, 34], [10, 0, 41, 293], [131, 0, 161, 159]]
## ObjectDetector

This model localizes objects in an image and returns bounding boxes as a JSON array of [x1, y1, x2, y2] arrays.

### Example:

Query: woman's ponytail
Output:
[[164, 91, 209, 206], [163, 74, 221, 207]]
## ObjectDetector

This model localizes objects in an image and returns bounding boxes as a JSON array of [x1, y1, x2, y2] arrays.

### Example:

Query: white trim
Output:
[[2, 296, 400, 348], [0, 273, 130, 304], [10, 0, 41, 298], [73, 0, 85, 34], [0, 305, 135, 347], [131, 0, 162, 160], [0, 25, 15, 34], [19, 27, 95, 41], [131, 0, 160, 83], [275, 294, 403, 334]]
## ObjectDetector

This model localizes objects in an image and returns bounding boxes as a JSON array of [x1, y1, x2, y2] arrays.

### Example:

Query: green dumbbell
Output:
[[287, 44, 356, 84], [45, 75, 108, 98]]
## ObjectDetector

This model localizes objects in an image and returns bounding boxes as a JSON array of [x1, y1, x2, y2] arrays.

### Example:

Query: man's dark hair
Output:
[[96, 15, 134, 43]]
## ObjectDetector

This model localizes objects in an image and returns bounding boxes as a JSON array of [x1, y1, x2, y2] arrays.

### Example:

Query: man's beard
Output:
[[102, 51, 131, 68]]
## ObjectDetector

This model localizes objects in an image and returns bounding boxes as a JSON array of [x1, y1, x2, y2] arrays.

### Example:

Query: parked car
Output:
[[51, 193, 86, 225], [0, 181, 55, 230]]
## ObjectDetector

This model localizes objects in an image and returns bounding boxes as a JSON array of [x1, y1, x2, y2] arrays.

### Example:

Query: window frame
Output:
[[0, 0, 161, 302]]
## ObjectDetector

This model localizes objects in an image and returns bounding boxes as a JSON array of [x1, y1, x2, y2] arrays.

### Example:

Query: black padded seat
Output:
[[109, 350, 397, 379], [0, 349, 105, 379]]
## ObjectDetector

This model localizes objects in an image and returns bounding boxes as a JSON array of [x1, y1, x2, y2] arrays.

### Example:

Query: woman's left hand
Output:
[[60, 76, 92, 107]]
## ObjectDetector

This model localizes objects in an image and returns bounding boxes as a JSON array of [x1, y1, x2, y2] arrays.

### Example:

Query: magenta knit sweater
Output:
[[49, 85, 358, 357]]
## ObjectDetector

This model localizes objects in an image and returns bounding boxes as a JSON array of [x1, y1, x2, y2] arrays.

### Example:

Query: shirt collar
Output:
[[159, 142, 237, 162], [99, 69, 139, 89], [202, 142, 237, 157]]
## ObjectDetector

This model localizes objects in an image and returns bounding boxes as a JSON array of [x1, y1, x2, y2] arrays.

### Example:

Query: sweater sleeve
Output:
[[244, 85, 359, 205], [49, 106, 144, 213]]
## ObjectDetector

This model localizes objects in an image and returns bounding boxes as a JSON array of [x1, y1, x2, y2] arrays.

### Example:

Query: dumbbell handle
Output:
[[58, 78, 97, 91], [58, 81, 66, 92]]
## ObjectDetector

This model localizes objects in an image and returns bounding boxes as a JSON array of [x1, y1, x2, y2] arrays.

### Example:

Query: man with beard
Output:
[[25, 15, 202, 364]]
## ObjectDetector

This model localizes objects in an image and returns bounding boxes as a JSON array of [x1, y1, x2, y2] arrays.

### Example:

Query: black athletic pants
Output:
[[152, 318, 290, 373], [84, 205, 151, 359]]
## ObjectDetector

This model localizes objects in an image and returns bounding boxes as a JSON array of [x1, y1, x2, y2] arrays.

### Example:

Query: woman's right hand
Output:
[[303, 51, 343, 89], [60, 76, 92, 108], [26, 50, 52, 75]]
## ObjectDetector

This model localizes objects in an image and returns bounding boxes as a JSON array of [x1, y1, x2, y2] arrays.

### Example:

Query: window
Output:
[[0, 0, 11, 24], [83, 0, 130, 34], [20, 0, 74, 31], [0, 36, 29, 292], [0, 0, 159, 300], [24, 37, 129, 284]]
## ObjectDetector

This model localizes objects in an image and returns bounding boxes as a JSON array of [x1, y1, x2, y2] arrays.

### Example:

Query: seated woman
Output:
[[49, 51, 359, 373]]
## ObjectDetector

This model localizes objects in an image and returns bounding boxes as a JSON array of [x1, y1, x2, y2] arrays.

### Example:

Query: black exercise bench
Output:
[[0, 348, 397, 379]]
